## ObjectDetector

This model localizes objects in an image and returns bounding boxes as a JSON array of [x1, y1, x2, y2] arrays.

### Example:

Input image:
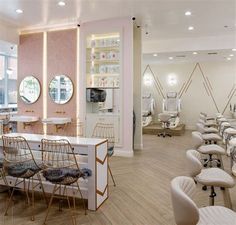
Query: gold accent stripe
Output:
[[206, 76, 213, 90], [178, 82, 185, 96], [96, 155, 108, 165], [198, 63, 220, 113], [185, 79, 192, 93], [227, 84, 235, 99], [203, 82, 210, 96], [96, 185, 108, 196], [179, 63, 198, 98], [222, 88, 236, 114]]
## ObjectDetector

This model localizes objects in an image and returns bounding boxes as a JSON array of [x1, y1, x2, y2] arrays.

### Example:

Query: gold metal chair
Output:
[[92, 123, 116, 186], [41, 138, 88, 225], [2, 135, 47, 221]]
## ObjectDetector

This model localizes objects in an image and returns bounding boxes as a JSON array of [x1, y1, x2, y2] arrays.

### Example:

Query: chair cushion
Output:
[[0, 158, 3, 168], [108, 146, 114, 157], [204, 127, 218, 133], [6, 160, 42, 178], [196, 168, 235, 188], [43, 167, 92, 185], [198, 206, 236, 225], [198, 144, 225, 155], [202, 133, 221, 141]]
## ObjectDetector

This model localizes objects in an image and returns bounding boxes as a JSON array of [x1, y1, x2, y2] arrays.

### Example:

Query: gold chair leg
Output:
[[4, 178, 19, 216], [24, 178, 31, 205], [4, 187, 16, 216], [108, 164, 116, 187], [37, 173, 48, 206], [43, 184, 58, 225], [31, 177, 35, 221], [65, 186, 76, 225], [76, 181, 87, 215]]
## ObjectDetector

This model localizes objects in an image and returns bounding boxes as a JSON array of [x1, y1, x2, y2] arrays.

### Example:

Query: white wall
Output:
[[133, 26, 143, 150], [143, 60, 236, 129], [0, 21, 18, 44]]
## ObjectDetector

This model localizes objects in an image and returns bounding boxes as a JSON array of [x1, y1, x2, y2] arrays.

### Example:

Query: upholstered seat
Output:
[[198, 206, 236, 225], [202, 133, 221, 141], [108, 146, 114, 157], [198, 144, 225, 155], [0, 158, 3, 168], [171, 176, 236, 225], [43, 168, 92, 185], [6, 160, 43, 178], [196, 167, 235, 188]]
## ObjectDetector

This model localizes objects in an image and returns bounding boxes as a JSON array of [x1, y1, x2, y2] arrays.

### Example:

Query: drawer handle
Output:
[[38, 145, 40, 148]]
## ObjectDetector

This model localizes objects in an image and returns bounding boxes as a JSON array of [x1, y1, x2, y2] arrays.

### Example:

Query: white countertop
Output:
[[1, 133, 107, 147]]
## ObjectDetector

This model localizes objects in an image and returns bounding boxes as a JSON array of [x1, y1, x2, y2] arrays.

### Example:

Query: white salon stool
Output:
[[186, 150, 235, 207], [158, 113, 172, 137]]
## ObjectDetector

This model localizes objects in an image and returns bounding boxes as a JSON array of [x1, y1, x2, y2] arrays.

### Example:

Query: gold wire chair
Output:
[[2, 135, 47, 221], [41, 138, 87, 225], [92, 123, 116, 186]]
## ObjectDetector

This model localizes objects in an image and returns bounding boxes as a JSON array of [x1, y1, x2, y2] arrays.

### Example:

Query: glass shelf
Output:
[[86, 33, 120, 89]]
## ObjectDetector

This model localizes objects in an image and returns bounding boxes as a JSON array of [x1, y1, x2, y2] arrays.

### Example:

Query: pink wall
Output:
[[47, 29, 77, 136], [18, 33, 44, 134]]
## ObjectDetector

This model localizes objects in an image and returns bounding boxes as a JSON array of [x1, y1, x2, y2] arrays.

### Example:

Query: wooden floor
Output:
[[0, 131, 236, 225]]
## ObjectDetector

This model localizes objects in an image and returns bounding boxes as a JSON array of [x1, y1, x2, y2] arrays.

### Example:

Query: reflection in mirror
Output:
[[19, 76, 41, 104], [49, 75, 73, 104]]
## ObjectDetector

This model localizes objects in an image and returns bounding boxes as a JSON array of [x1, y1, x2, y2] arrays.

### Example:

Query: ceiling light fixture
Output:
[[169, 57, 173, 60], [185, 11, 192, 16], [58, 1, 66, 6], [153, 53, 158, 57], [15, 9, 23, 14], [193, 52, 198, 55], [229, 54, 234, 57], [188, 26, 194, 31], [232, 48, 236, 51], [227, 57, 232, 61]]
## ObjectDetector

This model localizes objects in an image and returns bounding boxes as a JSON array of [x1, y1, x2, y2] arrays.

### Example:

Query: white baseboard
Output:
[[114, 148, 134, 157], [134, 143, 143, 150]]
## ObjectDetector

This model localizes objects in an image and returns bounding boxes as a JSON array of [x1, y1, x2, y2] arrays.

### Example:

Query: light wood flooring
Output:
[[0, 131, 236, 225]]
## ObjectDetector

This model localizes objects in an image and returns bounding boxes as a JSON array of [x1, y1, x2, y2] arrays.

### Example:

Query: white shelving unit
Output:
[[85, 32, 122, 146]]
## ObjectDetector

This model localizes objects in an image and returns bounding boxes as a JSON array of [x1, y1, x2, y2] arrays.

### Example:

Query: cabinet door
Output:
[[86, 115, 121, 145]]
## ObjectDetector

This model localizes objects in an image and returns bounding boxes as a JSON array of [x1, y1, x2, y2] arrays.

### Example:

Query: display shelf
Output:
[[86, 60, 119, 64], [86, 46, 119, 51]]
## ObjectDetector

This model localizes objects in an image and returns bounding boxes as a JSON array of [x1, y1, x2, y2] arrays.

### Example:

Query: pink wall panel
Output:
[[47, 29, 77, 136], [18, 33, 44, 134]]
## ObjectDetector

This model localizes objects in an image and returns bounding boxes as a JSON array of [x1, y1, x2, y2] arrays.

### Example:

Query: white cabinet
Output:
[[86, 113, 121, 146]]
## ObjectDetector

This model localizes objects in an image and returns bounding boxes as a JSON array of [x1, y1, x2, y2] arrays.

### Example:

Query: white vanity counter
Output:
[[0, 133, 108, 211]]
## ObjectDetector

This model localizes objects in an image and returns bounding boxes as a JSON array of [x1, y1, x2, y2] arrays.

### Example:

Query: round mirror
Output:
[[49, 75, 73, 104], [19, 76, 41, 104]]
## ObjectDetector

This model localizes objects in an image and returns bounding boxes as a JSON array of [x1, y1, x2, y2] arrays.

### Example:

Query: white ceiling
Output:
[[0, 0, 235, 41], [143, 49, 236, 64]]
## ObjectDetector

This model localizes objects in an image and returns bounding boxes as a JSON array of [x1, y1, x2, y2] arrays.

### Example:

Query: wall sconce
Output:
[[167, 73, 177, 86], [143, 73, 153, 86]]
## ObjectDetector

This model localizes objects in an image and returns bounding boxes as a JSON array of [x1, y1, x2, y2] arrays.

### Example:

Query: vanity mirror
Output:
[[19, 76, 41, 104], [49, 75, 73, 104]]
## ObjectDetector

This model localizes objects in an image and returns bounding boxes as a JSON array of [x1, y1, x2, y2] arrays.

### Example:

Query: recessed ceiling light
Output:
[[193, 52, 198, 55], [188, 26, 194, 31], [15, 9, 23, 14], [153, 53, 158, 57], [58, 1, 66, 6], [229, 54, 234, 57], [169, 57, 173, 60], [227, 57, 232, 61], [185, 11, 192, 16], [232, 48, 236, 51]]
